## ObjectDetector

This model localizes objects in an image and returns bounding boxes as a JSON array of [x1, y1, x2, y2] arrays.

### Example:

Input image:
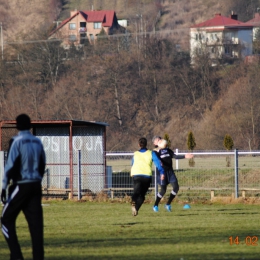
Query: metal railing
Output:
[[1, 150, 260, 200], [106, 150, 260, 200]]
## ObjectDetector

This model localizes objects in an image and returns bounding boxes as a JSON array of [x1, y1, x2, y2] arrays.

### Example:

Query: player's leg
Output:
[[153, 185, 167, 211], [131, 177, 142, 216], [1, 185, 25, 260], [136, 177, 151, 211], [166, 180, 179, 205], [22, 182, 44, 260], [153, 169, 169, 211], [163, 170, 179, 211]]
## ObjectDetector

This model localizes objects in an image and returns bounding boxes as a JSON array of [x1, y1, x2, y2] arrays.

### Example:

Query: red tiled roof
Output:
[[81, 10, 115, 27], [49, 10, 116, 36], [191, 13, 253, 29], [246, 13, 260, 26]]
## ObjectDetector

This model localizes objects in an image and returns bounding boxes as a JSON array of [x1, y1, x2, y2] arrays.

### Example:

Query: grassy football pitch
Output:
[[0, 201, 260, 259]]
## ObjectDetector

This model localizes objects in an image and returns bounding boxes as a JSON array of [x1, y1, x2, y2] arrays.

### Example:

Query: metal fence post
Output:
[[77, 150, 82, 200], [155, 166, 158, 200], [175, 149, 179, 170], [0, 151, 4, 191], [234, 149, 239, 198], [46, 168, 50, 189]]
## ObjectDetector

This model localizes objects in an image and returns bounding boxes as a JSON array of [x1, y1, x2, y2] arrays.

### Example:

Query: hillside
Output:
[[1, 0, 260, 151], [2, 0, 260, 45]]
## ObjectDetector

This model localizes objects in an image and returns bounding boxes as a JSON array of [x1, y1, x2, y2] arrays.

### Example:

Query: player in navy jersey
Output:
[[153, 139, 193, 212]]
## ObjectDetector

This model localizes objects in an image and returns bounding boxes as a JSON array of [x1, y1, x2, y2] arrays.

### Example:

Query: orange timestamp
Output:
[[229, 236, 258, 246]]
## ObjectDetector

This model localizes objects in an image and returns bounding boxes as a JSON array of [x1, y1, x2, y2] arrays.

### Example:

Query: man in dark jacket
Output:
[[1, 114, 46, 260]]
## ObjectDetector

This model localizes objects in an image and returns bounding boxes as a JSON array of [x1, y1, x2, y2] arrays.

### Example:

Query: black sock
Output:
[[167, 194, 176, 205], [154, 196, 162, 206]]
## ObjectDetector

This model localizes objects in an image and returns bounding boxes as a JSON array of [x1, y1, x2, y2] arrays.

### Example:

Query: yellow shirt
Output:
[[131, 150, 152, 177]]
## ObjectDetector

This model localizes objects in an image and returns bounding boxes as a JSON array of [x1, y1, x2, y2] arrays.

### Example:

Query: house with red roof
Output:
[[190, 13, 253, 63], [245, 12, 260, 40], [49, 10, 123, 47]]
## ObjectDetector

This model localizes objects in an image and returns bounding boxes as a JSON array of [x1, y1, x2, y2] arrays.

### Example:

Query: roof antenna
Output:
[[92, 5, 94, 11]]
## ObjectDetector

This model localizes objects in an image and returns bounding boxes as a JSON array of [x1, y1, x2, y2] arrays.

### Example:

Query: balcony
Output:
[[223, 36, 239, 45], [79, 27, 87, 33]]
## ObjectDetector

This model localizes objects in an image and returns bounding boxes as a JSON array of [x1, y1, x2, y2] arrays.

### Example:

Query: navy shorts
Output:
[[157, 169, 177, 185]]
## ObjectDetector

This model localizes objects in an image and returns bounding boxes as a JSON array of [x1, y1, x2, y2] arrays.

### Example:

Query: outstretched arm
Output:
[[185, 153, 194, 159], [170, 149, 193, 160], [152, 151, 165, 175]]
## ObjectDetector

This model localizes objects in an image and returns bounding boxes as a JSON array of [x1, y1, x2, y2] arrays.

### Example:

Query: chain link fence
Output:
[[1, 150, 260, 200], [106, 150, 260, 200]]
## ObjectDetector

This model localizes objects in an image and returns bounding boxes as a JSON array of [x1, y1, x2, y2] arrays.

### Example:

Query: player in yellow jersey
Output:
[[130, 137, 164, 216]]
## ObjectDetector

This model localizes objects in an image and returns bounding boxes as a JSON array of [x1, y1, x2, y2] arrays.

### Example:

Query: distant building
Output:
[[0, 120, 109, 195], [49, 10, 124, 47], [190, 13, 253, 63], [118, 19, 128, 28], [245, 12, 260, 40]]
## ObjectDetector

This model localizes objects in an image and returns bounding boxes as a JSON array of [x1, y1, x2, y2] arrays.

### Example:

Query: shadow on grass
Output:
[[217, 208, 259, 215], [42, 229, 258, 247], [175, 213, 199, 217], [45, 252, 260, 260], [42, 232, 260, 260], [217, 208, 245, 211], [1, 229, 259, 260], [112, 222, 142, 226]]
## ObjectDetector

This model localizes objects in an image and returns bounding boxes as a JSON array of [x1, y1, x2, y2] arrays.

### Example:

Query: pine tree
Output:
[[163, 133, 171, 148], [223, 134, 234, 167], [187, 131, 196, 151], [187, 131, 196, 167], [223, 134, 234, 150]]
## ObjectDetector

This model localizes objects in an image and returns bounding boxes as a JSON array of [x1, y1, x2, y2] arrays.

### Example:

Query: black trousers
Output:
[[1, 182, 44, 260], [132, 176, 151, 211]]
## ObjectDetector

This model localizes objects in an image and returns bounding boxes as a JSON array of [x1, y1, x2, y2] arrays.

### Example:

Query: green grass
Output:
[[1, 201, 260, 259]]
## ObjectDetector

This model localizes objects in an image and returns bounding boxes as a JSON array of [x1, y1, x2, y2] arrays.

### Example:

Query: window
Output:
[[69, 34, 77, 42], [69, 23, 76, 30], [209, 33, 219, 41], [94, 22, 102, 29], [79, 22, 86, 33], [80, 22, 86, 27], [196, 47, 202, 55], [195, 33, 203, 41], [80, 33, 86, 44], [224, 46, 233, 57]]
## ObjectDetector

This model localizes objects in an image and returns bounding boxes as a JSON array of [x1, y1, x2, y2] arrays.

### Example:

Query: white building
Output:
[[245, 12, 260, 40], [190, 13, 253, 63]]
